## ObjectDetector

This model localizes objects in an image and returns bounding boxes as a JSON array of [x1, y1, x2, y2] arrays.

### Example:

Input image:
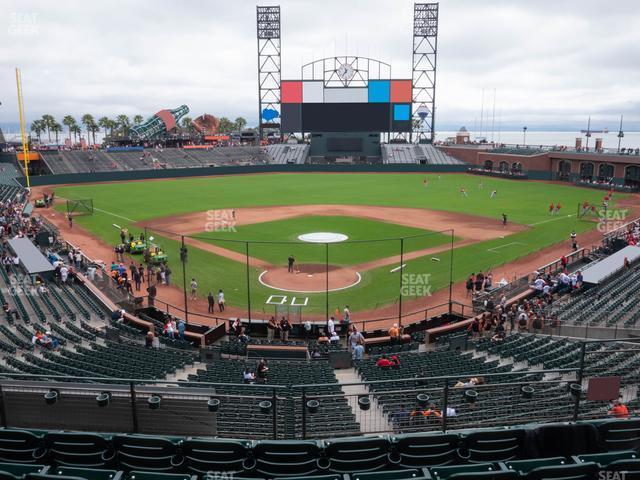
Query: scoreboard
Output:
[[280, 79, 413, 133]]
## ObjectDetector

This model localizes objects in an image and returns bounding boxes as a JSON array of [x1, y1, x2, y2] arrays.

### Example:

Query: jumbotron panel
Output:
[[280, 79, 412, 133]]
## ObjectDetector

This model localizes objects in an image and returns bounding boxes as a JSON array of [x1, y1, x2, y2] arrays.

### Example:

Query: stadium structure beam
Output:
[[257, 5, 281, 142], [412, 3, 439, 143]]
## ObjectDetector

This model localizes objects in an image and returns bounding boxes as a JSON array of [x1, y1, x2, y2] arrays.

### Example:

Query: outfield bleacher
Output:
[[382, 144, 464, 165]]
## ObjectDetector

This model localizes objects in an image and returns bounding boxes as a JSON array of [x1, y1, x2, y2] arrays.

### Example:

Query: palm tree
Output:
[[133, 115, 144, 125], [51, 122, 63, 145], [81, 114, 95, 145], [70, 125, 81, 143], [181, 117, 192, 132], [116, 115, 130, 136], [98, 116, 111, 139], [89, 121, 100, 145], [218, 117, 234, 133], [62, 115, 77, 144], [234, 117, 247, 131], [41, 114, 55, 141], [30, 120, 44, 142]]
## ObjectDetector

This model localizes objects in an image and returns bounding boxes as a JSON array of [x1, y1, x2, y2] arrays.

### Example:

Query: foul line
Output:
[[527, 214, 575, 227], [390, 264, 406, 273], [487, 242, 526, 253], [57, 195, 137, 223]]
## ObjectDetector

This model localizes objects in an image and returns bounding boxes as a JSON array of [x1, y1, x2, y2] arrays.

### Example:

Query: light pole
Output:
[[617, 115, 624, 153], [522, 126, 527, 147]]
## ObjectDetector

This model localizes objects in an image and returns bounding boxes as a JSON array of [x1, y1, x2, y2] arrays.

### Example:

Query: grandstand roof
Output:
[[581, 245, 640, 284]]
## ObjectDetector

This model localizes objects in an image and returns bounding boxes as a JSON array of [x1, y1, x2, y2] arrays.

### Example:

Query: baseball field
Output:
[[47, 172, 618, 321]]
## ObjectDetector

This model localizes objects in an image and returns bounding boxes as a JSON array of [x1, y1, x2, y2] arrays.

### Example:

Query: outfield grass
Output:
[[197, 215, 453, 266], [54, 173, 615, 315]]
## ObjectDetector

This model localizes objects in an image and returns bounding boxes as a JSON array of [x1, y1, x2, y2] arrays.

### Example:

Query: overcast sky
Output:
[[1, 0, 639, 132]]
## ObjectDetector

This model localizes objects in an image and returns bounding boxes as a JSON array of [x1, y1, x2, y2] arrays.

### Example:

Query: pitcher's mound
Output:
[[259, 264, 361, 293]]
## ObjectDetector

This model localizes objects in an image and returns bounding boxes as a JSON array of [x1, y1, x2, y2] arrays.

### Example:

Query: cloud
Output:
[[1, 0, 639, 131]]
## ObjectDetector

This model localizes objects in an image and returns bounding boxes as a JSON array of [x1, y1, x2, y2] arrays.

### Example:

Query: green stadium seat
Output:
[[427, 463, 500, 479], [181, 438, 250, 476], [0, 464, 46, 477], [462, 429, 524, 463], [606, 459, 640, 480], [350, 468, 428, 480], [0, 430, 46, 464], [391, 433, 459, 468], [323, 436, 391, 473], [53, 468, 119, 480], [575, 450, 638, 467], [273, 476, 342, 480], [252, 440, 321, 477], [45, 432, 114, 468], [445, 473, 518, 480], [112, 436, 181, 472], [521, 462, 598, 480], [503, 457, 567, 474], [597, 419, 640, 451], [125, 473, 194, 480]]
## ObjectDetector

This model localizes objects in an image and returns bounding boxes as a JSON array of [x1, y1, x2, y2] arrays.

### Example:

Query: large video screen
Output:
[[280, 80, 412, 133]]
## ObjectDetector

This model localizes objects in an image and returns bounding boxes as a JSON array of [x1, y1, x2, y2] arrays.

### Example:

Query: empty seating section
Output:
[[266, 144, 310, 164], [40, 148, 271, 174], [187, 358, 359, 439], [0, 419, 637, 479], [551, 265, 640, 328], [382, 144, 464, 165]]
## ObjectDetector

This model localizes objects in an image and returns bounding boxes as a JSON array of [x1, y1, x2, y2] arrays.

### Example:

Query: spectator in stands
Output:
[[163, 319, 175, 339], [177, 318, 186, 341], [376, 355, 393, 368], [303, 320, 313, 341], [329, 330, 340, 344], [111, 309, 125, 323], [267, 316, 278, 341], [145, 331, 154, 348], [146, 283, 156, 307], [390, 404, 410, 433], [327, 316, 336, 335], [310, 348, 322, 359], [454, 376, 485, 388], [238, 328, 250, 344], [348, 327, 364, 352], [207, 292, 215, 313], [2, 301, 19, 321], [608, 399, 629, 418], [256, 359, 269, 383], [243, 367, 256, 384], [280, 316, 291, 342], [389, 323, 400, 344], [352, 340, 365, 361], [60, 264, 69, 284], [231, 318, 242, 336]]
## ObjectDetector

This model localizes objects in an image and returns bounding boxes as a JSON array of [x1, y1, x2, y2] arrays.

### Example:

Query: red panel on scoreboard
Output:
[[281, 81, 303, 103], [390, 80, 412, 103]]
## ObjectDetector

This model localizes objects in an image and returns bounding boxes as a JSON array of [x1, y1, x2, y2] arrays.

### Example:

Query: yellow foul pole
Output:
[[15, 67, 31, 188]]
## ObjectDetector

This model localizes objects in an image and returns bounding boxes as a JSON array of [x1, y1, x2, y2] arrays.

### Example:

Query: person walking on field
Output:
[[288, 254, 295, 273], [217, 289, 225, 312], [190, 278, 198, 300]]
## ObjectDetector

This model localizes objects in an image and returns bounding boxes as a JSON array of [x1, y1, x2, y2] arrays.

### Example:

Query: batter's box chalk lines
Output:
[[527, 213, 575, 227], [487, 242, 527, 253]]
